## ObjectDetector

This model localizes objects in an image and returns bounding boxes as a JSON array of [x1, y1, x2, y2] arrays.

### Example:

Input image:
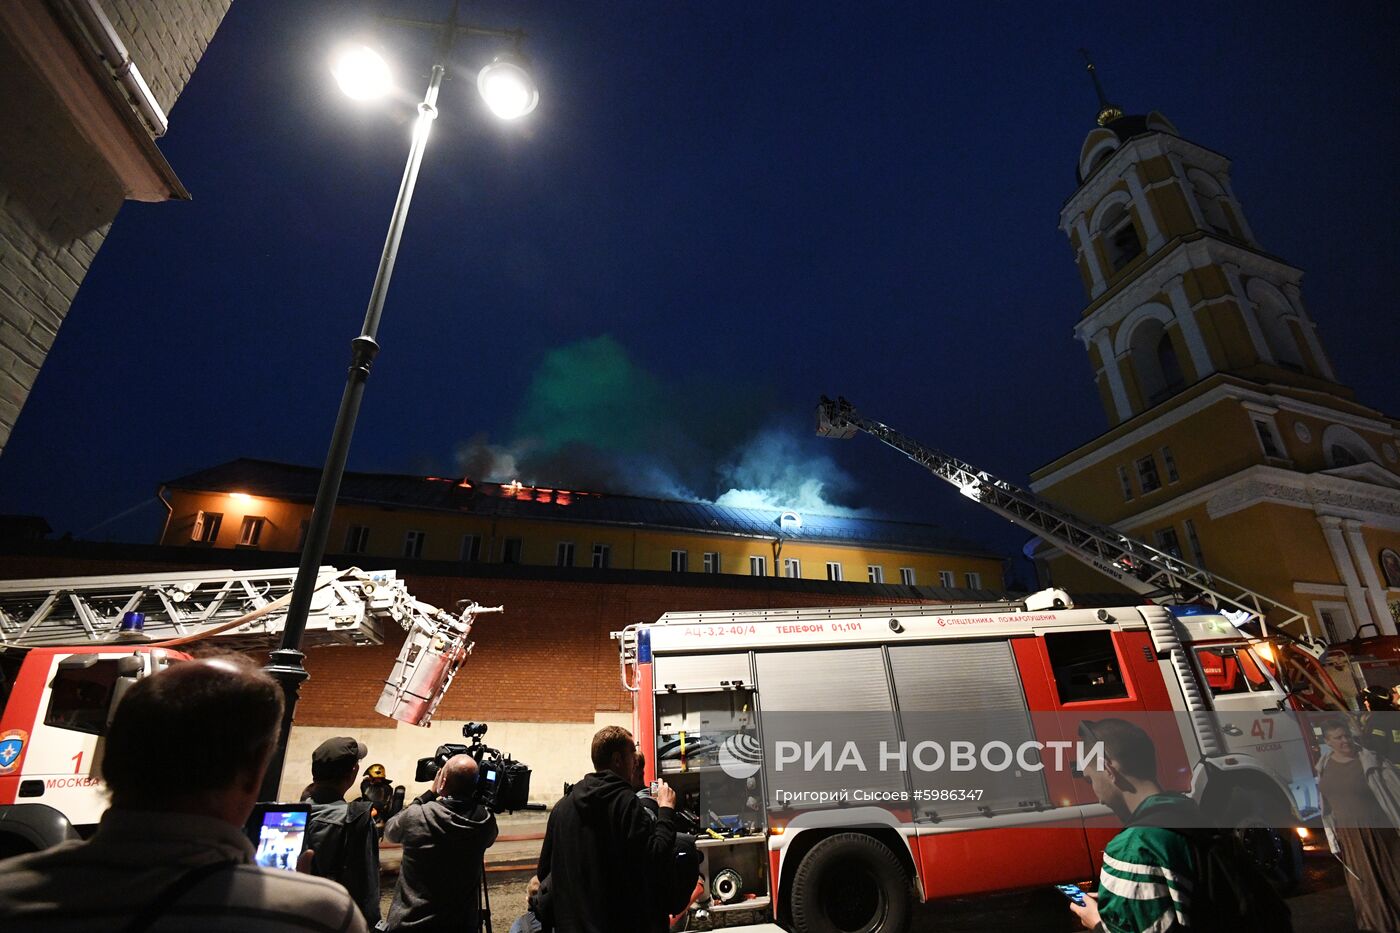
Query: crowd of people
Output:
[[0, 655, 1396, 932]]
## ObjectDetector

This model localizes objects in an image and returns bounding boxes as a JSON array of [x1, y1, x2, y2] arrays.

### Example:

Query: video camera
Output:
[[415, 721, 533, 813]]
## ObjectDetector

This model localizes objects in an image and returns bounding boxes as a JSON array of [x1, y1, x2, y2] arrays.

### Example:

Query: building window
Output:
[[460, 534, 482, 562], [1253, 419, 1283, 458], [1117, 465, 1135, 501], [556, 542, 575, 567], [191, 510, 222, 544], [1101, 202, 1143, 272], [867, 565, 883, 584], [784, 558, 801, 579], [964, 571, 982, 589], [345, 525, 370, 554], [1135, 455, 1161, 493], [1183, 519, 1205, 567], [900, 567, 916, 586], [671, 550, 688, 573], [592, 544, 611, 569], [750, 555, 767, 577], [826, 562, 843, 582], [1160, 446, 1179, 483], [938, 570, 954, 588], [403, 530, 426, 559], [501, 538, 523, 564], [1153, 526, 1182, 558], [703, 552, 720, 574], [238, 516, 266, 547]]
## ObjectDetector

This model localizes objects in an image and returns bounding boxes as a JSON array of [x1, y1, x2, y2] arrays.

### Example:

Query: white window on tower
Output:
[[783, 558, 801, 579], [1253, 418, 1285, 459], [1183, 519, 1205, 567], [238, 516, 266, 548], [826, 562, 843, 582], [592, 544, 611, 569], [899, 567, 916, 586], [703, 552, 721, 574], [403, 530, 426, 559], [964, 571, 981, 589], [1153, 526, 1182, 559], [867, 565, 883, 584], [556, 542, 575, 567], [938, 570, 954, 588], [671, 550, 688, 573], [1136, 455, 1161, 493], [750, 555, 767, 577]]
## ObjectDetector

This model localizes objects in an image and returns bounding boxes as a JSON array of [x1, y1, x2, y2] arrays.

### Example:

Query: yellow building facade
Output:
[[1029, 101, 1400, 641], [159, 459, 1006, 592]]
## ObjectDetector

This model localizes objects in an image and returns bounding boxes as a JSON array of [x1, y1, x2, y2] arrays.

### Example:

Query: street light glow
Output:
[[332, 45, 391, 100], [477, 54, 538, 119]]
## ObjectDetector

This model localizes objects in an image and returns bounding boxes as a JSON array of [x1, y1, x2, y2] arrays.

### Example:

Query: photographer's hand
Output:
[[655, 779, 677, 810]]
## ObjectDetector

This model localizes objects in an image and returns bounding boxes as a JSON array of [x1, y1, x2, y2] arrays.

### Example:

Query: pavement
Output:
[[377, 827, 1358, 932]]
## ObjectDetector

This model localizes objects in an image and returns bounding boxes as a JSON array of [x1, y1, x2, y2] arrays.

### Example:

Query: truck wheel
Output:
[[790, 832, 911, 933], [1227, 791, 1302, 894]]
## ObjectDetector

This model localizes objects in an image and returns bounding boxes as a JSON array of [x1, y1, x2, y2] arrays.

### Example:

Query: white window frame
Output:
[[501, 537, 523, 564], [1117, 465, 1135, 501], [1311, 601, 1356, 642], [703, 552, 720, 574], [938, 570, 954, 588], [1160, 446, 1180, 483], [900, 567, 916, 586], [191, 510, 222, 544], [964, 571, 981, 589], [592, 543, 611, 569], [1251, 416, 1287, 460], [750, 555, 767, 577], [556, 541, 575, 567], [784, 557, 802, 579], [403, 530, 426, 559], [459, 533, 481, 562], [1183, 519, 1205, 567], [867, 565, 883, 584], [238, 516, 266, 547], [1153, 526, 1181, 558], [345, 524, 370, 554], [671, 550, 688, 573], [826, 562, 843, 582], [1135, 454, 1161, 494]]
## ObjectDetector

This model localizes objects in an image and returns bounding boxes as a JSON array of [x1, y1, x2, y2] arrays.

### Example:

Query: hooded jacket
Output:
[[537, 771, 677, 933], [383, 791, 498, 932]]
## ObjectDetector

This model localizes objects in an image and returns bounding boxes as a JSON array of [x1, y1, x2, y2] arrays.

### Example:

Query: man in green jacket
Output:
[[1070, 718, 1199, 933]]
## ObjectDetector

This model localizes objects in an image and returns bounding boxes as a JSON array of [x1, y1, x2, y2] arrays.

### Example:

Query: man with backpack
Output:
[[301, 736, 381, 928], [1070, 718, 1291, 932]]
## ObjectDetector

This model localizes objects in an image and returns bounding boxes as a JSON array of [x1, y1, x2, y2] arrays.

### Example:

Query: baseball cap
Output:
[[311, 736, 368, 778]]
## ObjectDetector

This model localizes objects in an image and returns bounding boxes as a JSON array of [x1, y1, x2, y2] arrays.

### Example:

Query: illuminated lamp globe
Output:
[[332, 45, 392, 100], [477, 53, 539, 119]]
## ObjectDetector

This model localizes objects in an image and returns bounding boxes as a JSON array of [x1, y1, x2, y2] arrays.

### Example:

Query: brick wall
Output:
[[0, 1, 230, 455]]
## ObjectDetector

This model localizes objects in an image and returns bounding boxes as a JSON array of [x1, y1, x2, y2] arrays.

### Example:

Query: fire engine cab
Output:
[[621, 597, 1315, 933]]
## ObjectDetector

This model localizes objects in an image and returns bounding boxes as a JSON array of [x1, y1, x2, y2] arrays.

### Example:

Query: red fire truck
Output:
[[622, 598, 1315, 933], [0, 566, 488, 856]]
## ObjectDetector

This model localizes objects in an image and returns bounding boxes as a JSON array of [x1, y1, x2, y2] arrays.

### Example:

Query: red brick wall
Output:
[[0, 547, 946, 727]]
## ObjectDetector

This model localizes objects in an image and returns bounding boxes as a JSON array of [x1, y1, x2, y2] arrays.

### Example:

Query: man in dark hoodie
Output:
[[538, 726, 678, 933], [383, 754, 499, 932]]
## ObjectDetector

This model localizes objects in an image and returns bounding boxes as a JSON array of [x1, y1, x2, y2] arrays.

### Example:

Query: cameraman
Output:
[[383, 754, 499, 932]]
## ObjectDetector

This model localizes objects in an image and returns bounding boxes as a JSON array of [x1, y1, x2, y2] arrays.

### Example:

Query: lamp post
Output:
[[259, 1, 538, 801]]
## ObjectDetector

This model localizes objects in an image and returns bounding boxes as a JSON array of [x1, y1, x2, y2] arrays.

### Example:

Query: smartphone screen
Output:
[[249, 804, 310, 871], [1056, 883, 1086, 906]]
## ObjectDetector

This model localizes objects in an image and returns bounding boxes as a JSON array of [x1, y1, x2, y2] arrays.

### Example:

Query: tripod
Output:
[[478, 853, 493, 933]]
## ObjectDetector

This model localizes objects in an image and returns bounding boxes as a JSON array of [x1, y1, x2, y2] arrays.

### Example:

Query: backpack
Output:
[[1170, 828, 1293, 933], [306, 799, 375, 882]]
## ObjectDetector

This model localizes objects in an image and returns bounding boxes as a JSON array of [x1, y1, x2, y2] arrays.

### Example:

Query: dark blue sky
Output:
[[3, 1, 1397, 569]]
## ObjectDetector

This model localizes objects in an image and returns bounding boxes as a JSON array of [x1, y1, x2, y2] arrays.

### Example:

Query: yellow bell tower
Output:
[[1030, 58, 1400, 648]]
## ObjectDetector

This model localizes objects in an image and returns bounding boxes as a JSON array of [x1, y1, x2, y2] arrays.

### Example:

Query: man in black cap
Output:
[[302, 736, 381, 926]]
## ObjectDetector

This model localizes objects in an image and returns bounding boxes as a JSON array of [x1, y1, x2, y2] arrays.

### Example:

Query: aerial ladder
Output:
[[0, 565, 499, 726], [817, 396, 1351, 709]]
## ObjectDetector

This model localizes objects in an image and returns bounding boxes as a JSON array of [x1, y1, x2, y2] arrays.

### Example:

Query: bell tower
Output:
[[1061, 55, 1340, 428]]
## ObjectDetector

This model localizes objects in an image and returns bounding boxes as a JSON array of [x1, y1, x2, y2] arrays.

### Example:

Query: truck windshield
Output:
[[45, 658, 122, 735], [1195, 645, 1272, 695]]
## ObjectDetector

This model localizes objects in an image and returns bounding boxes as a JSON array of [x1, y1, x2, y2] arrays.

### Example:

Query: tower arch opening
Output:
[[1096, 198, 1142, 272], [1321, 424, 1377, 468], [1120, 311, 1184, 408], [1246, 279, 1306, 371], [1187, 168, 1234, 236]]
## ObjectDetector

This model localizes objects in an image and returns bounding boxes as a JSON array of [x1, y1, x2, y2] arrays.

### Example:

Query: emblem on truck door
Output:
[[0, 729, 28, 774]]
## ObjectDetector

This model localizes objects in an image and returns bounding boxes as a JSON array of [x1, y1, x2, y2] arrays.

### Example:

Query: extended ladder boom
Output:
[[817, 396, 1311, 635]]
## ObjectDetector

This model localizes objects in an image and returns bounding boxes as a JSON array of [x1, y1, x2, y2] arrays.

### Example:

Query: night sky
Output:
[[2, 1, 1397, 575]]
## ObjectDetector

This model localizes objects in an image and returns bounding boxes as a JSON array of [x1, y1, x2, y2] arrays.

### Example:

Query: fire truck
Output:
[[611, 400, 1346, 932], [0, 565, 492, 857]]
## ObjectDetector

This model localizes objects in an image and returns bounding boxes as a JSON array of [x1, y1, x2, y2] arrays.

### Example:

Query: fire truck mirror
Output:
[[57, 655, 99, 670]]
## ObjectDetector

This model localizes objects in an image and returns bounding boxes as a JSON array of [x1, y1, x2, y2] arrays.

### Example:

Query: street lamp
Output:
[[259, 2, 538, 801]]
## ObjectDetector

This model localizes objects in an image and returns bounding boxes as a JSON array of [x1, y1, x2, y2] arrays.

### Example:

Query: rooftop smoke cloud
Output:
[[453, 336, 866, 516]]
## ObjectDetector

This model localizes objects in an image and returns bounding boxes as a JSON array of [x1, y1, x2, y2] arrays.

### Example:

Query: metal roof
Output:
[[162, 459, 1003, 558]]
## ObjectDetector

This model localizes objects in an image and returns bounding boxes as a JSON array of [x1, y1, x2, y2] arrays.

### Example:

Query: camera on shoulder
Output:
[[414, 721, 532, 813]]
